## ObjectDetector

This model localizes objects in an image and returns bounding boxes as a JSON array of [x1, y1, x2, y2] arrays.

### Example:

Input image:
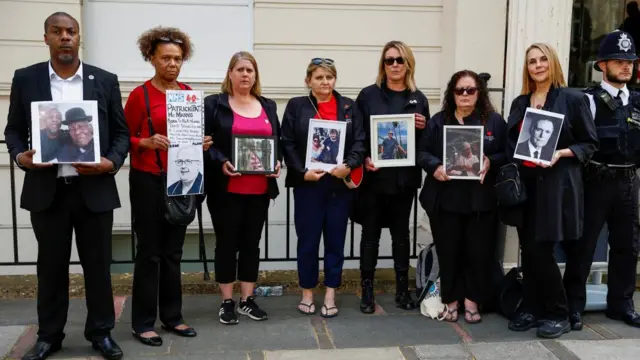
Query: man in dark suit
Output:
[[515, 117, 556, 162], [56, 107, 97, 163], [3, 12, 129, 360]]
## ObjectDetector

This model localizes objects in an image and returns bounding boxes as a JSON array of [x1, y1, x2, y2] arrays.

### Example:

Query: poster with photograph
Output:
[[305, 119, 347, 171], [370, 113, 416, 168], [232, 135, 277, 174], [166, 90, 204, 196], [443, 125, 484, 180], [30, 100, 101, 164], [513, 108, 564, 166]]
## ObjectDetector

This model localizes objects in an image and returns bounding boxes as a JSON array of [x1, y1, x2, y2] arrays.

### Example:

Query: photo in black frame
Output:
[[231, 134, 278, 175]]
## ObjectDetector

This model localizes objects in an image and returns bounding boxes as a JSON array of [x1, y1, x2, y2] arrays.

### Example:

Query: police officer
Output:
[[563, 30, 640, 330]]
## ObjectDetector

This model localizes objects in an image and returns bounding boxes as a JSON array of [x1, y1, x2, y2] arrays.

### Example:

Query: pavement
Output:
[[1, 294, 639, 360]]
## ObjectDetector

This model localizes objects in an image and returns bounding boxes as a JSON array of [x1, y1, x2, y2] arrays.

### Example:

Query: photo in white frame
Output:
[[370, 113, 416, 168], [443, 125, 484, 180], [513, 107, 565, 166], [305, 119, 347, 172]]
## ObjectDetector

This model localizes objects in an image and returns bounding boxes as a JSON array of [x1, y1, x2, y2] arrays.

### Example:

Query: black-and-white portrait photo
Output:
[[443, 125, 484, 180], [232, 135, 277, 174], [30, 100, 101, 164], [514, 108, 564, 165], [167, 145, 204, 196], [305, 119, 346, 171]]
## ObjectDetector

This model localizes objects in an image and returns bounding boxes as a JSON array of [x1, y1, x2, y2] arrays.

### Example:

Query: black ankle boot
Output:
[[360, 277, 375, 314], [395, 272, 416, 310]]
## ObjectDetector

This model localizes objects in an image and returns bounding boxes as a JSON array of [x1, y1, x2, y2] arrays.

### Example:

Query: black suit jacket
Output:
[[4, 61, 130, 213], [515, 139, 555, 161]]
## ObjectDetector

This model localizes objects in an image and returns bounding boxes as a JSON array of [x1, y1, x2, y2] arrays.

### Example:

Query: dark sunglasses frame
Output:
[[384, 56, 405, 66], [453, 87, 478, 96], [311, 57, 335, 65], [158, 36, 183, 44]]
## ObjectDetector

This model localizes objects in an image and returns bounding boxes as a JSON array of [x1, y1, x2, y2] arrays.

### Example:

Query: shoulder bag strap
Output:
[[142, 84, 165, 174]]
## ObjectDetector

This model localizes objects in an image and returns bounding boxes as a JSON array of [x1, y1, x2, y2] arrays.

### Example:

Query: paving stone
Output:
[[0, 325, 27, 358], [582, 313, 640, 339], [468, 341, 559, 360], [0, 299, 37, 326], [264, 348, 405, 360], [414, 344, 472, 359], [560, 339, 640, 360], [326, 315, 460, 348]]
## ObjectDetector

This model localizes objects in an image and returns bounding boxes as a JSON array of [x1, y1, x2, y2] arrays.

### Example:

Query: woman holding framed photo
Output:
[[355, 40, 430, 314], [280, 58, 365, 318], [203, 51, 282, 325], [505, 43, 598, 339], [417, 70, 507, 324]]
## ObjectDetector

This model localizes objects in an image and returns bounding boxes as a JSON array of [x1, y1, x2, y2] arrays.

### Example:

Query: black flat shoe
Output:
[[91, 336, 123, 360], [132, 332, 163, 346], [22, 341, 61, 360], [536, 319, 571, 339], [569, 312, 583, 331], [161, 324, 197, 337], [508, 312, 540, 332], [606, 309, 640, 328]]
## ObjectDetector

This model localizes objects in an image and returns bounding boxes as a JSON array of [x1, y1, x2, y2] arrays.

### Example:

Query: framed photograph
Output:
[[30, 100, 101, 164], [231, 135, 277, 175], [370, 114, 416, 168], [443, 125, 484, 180], [305, 119, 347, 171], [513, 108, 565, 166]]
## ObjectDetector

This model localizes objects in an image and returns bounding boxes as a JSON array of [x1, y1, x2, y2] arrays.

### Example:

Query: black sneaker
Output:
[[238, 296, 268, 321], [219, 299, 239, 325]]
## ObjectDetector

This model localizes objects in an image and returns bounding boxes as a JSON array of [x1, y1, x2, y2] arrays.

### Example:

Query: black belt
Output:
[[57, 176, 78, 185]]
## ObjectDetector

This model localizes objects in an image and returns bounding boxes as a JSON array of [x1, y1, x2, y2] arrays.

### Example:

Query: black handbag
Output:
[[142, 84, 196, 226], [494, 162, 527, 208]]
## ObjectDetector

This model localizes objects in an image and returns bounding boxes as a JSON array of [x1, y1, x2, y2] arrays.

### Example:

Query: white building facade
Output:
[[0, 0, 630, 275]]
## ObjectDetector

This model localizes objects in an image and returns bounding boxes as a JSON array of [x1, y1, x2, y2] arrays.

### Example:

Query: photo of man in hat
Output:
[[56, 106, 97, 163]]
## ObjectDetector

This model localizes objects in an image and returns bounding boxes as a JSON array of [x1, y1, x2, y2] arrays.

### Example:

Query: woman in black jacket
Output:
[[417, 70, 506, 324], [204, 51, 282, 325], [505, 43, 598, 339], [355, 40, 430, 313], [281, 58, 365, 318]]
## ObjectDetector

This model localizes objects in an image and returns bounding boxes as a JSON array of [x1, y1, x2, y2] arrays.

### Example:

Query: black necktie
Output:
[[533, 150, 539, 159], [615, 90, 623, 107]]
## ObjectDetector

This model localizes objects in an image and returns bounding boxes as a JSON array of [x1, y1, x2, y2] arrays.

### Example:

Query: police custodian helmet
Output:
[[594, 30, 639, 71]]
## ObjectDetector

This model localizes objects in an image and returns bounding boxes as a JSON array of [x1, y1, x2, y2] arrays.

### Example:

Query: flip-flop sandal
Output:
[[297, 302, 316, 315], [464, 309, 482, 324], [443, 306, 458, 322], [320, 304, 339, 318]]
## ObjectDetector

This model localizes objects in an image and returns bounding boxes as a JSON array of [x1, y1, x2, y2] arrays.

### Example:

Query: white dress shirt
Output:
[[585, 80, 630, 119], [527, 141, 541, 159], [49, 61, 84, 177]]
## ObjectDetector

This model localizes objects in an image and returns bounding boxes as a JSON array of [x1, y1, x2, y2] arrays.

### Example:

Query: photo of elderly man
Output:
[[56, 106, 97, 163], [168, 145, 203, 196]]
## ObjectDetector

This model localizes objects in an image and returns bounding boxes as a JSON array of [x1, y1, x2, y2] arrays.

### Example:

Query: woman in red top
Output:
[[204, 52, 282, 325], [124, 27, 212, 346]]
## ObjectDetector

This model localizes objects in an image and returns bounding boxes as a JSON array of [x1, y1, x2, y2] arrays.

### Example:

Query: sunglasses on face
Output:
[[453, 87, 478, 96], [311, 58, 334, 65], [384, 57, 405, 66]]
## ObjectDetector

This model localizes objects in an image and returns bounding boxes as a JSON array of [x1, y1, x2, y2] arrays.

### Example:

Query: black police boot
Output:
[[395, 271, 416, 310], [508, 312, 540, 332], [537, 319, 571, 339], [569, 312, 583, 331], [360, 272, 375, 314]]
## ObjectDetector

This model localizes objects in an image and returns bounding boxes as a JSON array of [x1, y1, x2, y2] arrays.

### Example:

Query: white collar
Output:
[[600, 80, 629, 99], [48, 61, 83, 81], [528, 140, 541, 156]]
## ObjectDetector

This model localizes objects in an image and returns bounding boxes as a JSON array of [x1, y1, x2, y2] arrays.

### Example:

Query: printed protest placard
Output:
[[166, 90, 204, 196]]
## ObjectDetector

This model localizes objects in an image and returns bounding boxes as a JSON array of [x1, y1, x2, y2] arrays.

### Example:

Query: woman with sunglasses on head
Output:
[[355, 40, 430, 314], [281, 57, 365, 318], [504, 43, 597, 339], [204, 51, 282, 325], [417, 70, 506, 324], [125, 27, 210, 346]]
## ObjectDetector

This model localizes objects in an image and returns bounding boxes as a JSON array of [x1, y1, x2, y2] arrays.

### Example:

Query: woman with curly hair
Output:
[[124, 26, 211, 346], [416, 70, 507, 324]]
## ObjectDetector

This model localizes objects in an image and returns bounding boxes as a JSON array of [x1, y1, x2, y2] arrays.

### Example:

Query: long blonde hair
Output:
[[520, 43, 566, 94], [375, 40, 417, 92], [221, 51, 262, 97]]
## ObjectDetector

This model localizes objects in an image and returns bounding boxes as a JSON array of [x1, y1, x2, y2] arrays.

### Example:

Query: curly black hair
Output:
[[441, 70, 494, 125], [137, 26, 193, 62]]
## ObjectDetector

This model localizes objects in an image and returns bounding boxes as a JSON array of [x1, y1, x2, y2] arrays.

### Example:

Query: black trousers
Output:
[[208, 193, 269, 284], [432, 210, 497, 305], [30, 178, 115, 344], [359, 190, 414, 274], [563, 170, 640, 314], [130, 169, 187, 333], [518, 169, 569, 321]]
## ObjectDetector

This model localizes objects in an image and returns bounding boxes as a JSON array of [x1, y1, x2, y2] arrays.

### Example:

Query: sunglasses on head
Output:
[[157, 36, 183, 44], [453, 87, 478, 96], [311, 58, 334, 65], [384, 56, 405, 66]]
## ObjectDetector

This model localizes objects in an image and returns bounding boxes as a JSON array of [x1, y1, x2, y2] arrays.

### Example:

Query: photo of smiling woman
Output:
[[125, 27, 211, 346], [504, 43, 598, 339], [281, 58, 365, 318]]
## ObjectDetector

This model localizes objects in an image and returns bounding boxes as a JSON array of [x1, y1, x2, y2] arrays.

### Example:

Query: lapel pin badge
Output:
[[89, 75, 94, 80], [410, 99, 417, 104]]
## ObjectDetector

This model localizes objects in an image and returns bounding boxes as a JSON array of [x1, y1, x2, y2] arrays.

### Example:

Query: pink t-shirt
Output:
[[227, 108, 272, 195]]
